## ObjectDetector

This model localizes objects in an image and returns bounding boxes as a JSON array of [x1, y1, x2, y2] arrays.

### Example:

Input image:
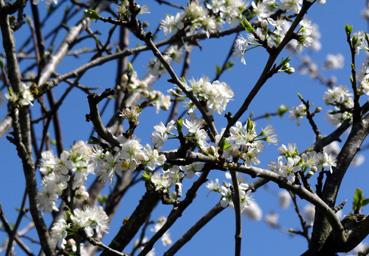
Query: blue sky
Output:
[[1, 0, 369, 255]]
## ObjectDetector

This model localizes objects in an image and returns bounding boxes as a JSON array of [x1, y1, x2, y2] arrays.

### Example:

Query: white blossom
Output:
[[189, 77, 234, 114], [118, 139, 148, 171], [243, 200, 263, 220], [183, 119, 204, 134], [235, 34, 257, 64], [324, 86, 353, 108], [91, 148, 118, 182], [351, 32, 367, 53], [280, 0, 302, 14], [206, 0, 246, 23], [71, 206, 109, 237], [290, 103, 307, 120], [297, 19, 321, 51], [221, 120, 276, 165], [151, 166, 184, 194], [39, 151, 57, 175], [268, 19, 291, 48], [251, 0, 276, 20], [360, 73, 369, 95], [152, 121, 176, 148], [143, 145, 166, 170], [160, 13, 183, 35], [303, 204, 315, 224], [122, 70, 148, 92], [151, 92, 171, 112], [182, 162, 204, 178], [260, 125, 278, 144], [206, 178, 221, 191], [207, 173, 252, 213], [50, 218, 69, 249], [278, 190, 291, 208], [6, 82, 34, 107], [325, 54, 344, 69], [315, 152, 336, 173]]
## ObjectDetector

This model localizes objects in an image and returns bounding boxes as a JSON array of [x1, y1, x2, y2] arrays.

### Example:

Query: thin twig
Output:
[[87, 237, 129, 256], [230, 170, 242, 256], [290, 192, 310, 243], [5, 189, 28, 255]]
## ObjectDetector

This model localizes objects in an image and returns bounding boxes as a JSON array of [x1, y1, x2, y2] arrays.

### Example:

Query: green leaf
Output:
[[142, 170, 151, 182], [223, 141, 232, 151], [280, 57, 291, 67], [241, 18, 254, 33], [246, 118, 255, 133], [180, 76, 186, 83], [353, 188, 364, 213], [97, 195, 108, 204], [127, 62, 134, 73], [362, 198, 369, 207], [84, 9, 99, 20], [176, 118, 183, 134], [216, 62, 234, 76], [225, 61, 234, 70], [345, 24, 353, 35]]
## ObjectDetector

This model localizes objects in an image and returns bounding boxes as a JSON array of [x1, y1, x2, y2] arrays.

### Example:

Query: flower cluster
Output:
[[292, 19, 321, 51], [160, 1, 246, 37], [150, 163, 205, 200], [152, 120, 176, 148], [357, 63, 369, 96], [325, 53, 344, 70], [6, 83, 34, 107], [350, 31, 368, 53], [269, 144, 336, 182], [236, 0, 323, 63], [235, 34, 258, 64], [206, 0, 246, 24], [323, 86, 353, 125], [50, 206, 108, 251], [207, 172, 253, 212], [120, 68, 171, 113], [38, 139, 166, 212], [38, 141, 92, 212], [71, 206, 109, 237], [219, 119, 277, 166], [290, 103, 307, 120], [151, 165, 184, 195], [183, 118, 210, 149], [188, 77, 234, 114]]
